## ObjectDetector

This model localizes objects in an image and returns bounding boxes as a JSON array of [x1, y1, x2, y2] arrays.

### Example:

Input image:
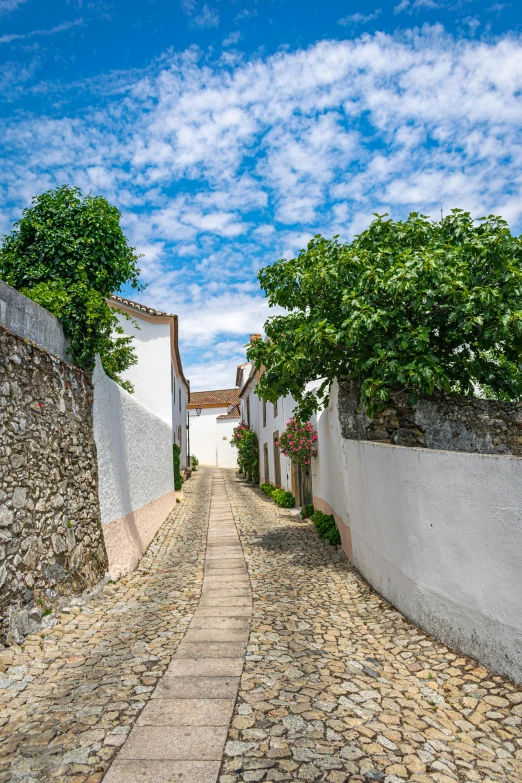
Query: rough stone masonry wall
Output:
[[338, 378, 522, 455], [0, 326, 107, 646]]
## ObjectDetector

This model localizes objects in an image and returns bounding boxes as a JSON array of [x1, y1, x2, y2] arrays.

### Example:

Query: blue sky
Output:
[[1, 0, 522, 389]]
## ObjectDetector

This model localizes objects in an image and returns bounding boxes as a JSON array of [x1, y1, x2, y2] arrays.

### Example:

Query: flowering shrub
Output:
[[277, 418, 318, 467], [231, 422, 259, 483]]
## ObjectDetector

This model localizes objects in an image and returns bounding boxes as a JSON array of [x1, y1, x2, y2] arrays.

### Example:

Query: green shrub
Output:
[[273, 489, 295, 508], [191, 455, 199, 470], [312, 510, 340, 546], [301, 503, 314, 520], [173, 444, 183, 491], [260, 483, 275, 497]]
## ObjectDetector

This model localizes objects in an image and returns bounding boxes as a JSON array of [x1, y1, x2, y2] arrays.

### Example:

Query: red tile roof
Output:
[[188, 388, 240, 407], [217, 404, 241, 419], [110, 294, 173, 317]]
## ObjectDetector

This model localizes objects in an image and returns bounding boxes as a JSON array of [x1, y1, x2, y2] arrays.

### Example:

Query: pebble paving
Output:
[[0, 468, 211, 782], [219, 470, 522, 783], [0, 466, 521, 783]]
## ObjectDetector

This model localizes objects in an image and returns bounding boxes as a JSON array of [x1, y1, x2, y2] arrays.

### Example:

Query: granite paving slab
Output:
[[102, 469, 252, 783]]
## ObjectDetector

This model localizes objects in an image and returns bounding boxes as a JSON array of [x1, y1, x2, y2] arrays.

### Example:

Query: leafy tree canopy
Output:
[[247, 210, 522, 418], [0, 185, 143, 391]]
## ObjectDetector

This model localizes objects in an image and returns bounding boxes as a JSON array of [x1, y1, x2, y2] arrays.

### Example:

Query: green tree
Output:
[[247, 210, 522, 417], [0, 185, 143, 390]]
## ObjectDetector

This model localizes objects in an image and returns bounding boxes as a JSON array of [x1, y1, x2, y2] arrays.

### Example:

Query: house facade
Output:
[[237, 357, 316, 506], [108, 295, 190, 469], [187, 388, 241, 468]]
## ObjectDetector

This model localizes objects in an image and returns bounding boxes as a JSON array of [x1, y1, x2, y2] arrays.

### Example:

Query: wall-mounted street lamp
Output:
[[187, 406, 202, 467]]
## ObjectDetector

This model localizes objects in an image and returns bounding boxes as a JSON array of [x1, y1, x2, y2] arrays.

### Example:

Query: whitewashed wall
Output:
[[216, 419, 240, 468], [115, 314, 173, 425], [189, 408, 226, 465], [313, 380, 522, 683], [189, 408, 239, 467], [92, 358, 176, 579], [172, 367, 187, 470]]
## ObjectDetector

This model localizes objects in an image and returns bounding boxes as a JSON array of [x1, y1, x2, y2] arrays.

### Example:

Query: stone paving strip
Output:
[[103, 469, 253, 783], [219, 470, 522, 783], [0, 469, 212, 783]]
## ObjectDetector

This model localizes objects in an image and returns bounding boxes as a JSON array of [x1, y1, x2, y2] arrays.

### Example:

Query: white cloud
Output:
[[394, 0, 440, 13], [3, 29, 522, 385], [338, 9, 381, 25], [0, 18, 84, 45], [0, 0, 27, 16], [194, 4, 219, 28], [223, 31, 241, 47]]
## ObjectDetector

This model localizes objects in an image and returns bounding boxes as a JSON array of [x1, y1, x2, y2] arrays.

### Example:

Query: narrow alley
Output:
[[0, 468, 521, 783]]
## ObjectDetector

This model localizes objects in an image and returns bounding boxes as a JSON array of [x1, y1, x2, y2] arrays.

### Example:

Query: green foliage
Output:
[[173, 443, 183, 491], [191, 455, 199, 470], [231, 423, 260, 483], [272, 489, 295, 508], [0, 185, 142, 388], [312, 510, 341, 546], [301, 503, 314, 520], [260, 483, 275, 497], [247, 210, 522, 417]]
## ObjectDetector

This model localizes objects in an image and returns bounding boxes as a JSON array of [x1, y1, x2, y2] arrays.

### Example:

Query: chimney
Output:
[[250, 334, 261, 343]]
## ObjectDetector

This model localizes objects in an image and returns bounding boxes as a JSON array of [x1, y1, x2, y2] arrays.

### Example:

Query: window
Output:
[[273, 398, 278, 417], [263, 399, 266, 428], [179, 387, 181, 411], [246, 395, 251, 427]]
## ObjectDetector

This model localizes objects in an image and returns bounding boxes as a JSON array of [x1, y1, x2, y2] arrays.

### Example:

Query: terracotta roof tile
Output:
[[109, 294, 173, 317], [188, 388, 240, 407], [217, 404, 241, 419]]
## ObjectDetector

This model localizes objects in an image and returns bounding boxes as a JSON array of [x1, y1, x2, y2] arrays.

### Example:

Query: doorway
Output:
[[273, 432, 281, 487]]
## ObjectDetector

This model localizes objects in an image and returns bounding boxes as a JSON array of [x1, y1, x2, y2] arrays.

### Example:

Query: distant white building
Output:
[[187, 388, 241, 468], [108, 295, 190, 469]]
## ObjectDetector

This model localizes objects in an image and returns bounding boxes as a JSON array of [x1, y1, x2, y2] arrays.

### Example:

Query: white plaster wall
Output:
[[92, 357, 174, 525], [311, 382, 351, 526], [189, 407, 227, 466], [114, 312, 172, 426], [347, 438, 522, 682], [172, 367, 188, 469], [217, 419, 240, 468], [311, 381, 522, 682]]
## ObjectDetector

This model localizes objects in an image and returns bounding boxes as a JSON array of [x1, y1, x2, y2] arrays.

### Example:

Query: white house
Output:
[[108, 295, 190, 469], [187, 388, 240, 468], [237, 356, 315, 506]]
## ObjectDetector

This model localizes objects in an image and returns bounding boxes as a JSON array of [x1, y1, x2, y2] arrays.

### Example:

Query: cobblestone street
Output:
[[221, 471, 522, 783], [0, 466, 521, 783], [0, 469, 211, 782]]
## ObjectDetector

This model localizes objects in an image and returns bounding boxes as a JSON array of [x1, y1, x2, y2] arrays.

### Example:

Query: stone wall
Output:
[[0, 280, 69, 362], [338, 378, 522, 455], [0, 327, 107, 645]]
